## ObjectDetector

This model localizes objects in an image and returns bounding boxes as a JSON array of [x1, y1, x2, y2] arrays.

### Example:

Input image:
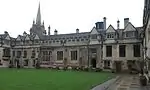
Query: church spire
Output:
[[36, 2, 41, 25]]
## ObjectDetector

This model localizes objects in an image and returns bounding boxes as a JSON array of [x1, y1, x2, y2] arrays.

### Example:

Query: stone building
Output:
[[0, 4, 143, 72]]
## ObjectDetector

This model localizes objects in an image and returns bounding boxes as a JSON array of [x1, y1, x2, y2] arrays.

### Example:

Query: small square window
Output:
[[81, 39, 84, 41], [68, 40, 71, 42], [72, 39, 75, 42], [77, 39, 80, 41]]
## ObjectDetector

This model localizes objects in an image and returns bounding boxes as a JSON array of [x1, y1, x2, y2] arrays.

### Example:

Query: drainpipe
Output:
[[87, 35, 90, 70]]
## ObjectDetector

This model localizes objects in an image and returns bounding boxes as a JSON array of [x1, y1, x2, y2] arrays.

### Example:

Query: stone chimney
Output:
[[95, 22, 104, 29], [4, 31, 8, 35], [48, 25, 50, 35], [23, 31, 27, 36], [54, 29, 58, 35], [117, 20, 120, 29], [124, 18, 129, 28], [76, 28, 79, 33], [103, 17, 106, 30]]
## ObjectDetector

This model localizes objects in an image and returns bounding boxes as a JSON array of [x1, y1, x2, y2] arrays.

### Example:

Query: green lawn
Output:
[[0, 69, 113, 90]]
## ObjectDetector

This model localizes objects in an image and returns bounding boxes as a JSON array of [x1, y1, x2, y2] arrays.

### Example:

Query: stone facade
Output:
[[0, 4, 144, 72]]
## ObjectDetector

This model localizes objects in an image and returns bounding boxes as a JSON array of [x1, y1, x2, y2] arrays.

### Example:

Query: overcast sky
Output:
[[0, 0, 144, 37]]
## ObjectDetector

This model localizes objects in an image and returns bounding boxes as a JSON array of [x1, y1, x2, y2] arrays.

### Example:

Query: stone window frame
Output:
[[124, 31, 136, 38], [106, 33, 115, 39], [91, 34, 97, 39], [119, 45, 126, 57], [71, 50, 78, 60], [42, 51, 52, 61], [57, 51, 64, 61], [68, 39, 71, 42], [81, 39, 84, 41], [13, 51, 15, 57], [133, 44, 141, 57], [106, 46, 112, 57], [23, 51, 27, 58]]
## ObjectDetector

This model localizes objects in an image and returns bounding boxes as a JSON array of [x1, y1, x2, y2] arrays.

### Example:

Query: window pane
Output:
[[91, 35, 97, 39], [71, 51, 77, 60], [119, 45, 126, 57], [106, 46, 112, 57], [57, 51, 63, 60], [133, 45, 140, 57]]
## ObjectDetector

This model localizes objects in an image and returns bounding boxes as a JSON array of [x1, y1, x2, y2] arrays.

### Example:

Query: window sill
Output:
[[106, 56, 112, 57]]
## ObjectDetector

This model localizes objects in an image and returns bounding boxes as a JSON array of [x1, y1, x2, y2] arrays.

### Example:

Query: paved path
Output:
[[107, 75, 150, 90], [91, 76, 120, 90], [92, 74, 150, 90]]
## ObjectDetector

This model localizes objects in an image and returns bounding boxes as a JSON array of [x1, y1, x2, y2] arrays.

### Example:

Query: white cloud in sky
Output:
[[0, 0, 144, 37]]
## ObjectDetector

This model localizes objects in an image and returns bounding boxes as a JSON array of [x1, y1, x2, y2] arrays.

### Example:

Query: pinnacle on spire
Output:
[[36, 2, 41, 25]]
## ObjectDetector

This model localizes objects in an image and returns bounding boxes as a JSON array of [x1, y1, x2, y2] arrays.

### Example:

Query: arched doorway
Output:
[[91, 58, 96, 68]]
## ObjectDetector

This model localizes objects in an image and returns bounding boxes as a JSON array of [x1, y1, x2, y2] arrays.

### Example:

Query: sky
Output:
[[0, 0, 144, 37]]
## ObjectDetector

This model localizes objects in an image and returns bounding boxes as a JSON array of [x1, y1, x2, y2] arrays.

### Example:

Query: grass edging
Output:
[[91, 75, 120, 90]]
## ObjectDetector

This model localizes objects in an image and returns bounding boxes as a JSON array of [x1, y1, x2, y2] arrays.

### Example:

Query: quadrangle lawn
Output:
[[0, 68, 114, 90]]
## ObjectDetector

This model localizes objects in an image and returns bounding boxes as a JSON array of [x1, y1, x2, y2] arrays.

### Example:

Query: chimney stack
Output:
[[103, 17, 106, 30], [117, 20, 120, 29], [124, 18, 129, 28], [54, 29, 58, 35], [48, 25, 50, 35], [95, 22, 104, 29], [76, 28, 79, 33]]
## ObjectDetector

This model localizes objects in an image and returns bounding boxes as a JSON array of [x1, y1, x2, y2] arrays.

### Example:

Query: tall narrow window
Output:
[[13, 51, 15, 57], [119, 45, 126, 57], [24, 51, 27, 58], [106, 46, 112, 57], [133, 45, 140, 57], [71, 50, 77, 60], [17, 51, 21, 58], [57, 51, 63, 60], [31, 50, 35, 58]]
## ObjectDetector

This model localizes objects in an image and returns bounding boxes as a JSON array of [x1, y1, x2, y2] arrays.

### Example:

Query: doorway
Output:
[[91, 58, 96, 68], [115, 61, 122, 72]]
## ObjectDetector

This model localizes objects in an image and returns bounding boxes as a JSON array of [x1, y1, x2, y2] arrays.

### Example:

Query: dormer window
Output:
[[91, 34, 97, 39], [106, 33, 115, 39], [35, 40, 39, 43], [26, 40, 29, 44], [125, 31, 135, 38]]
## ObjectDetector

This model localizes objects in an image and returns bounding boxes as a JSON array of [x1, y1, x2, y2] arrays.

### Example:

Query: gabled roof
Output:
[[106, 25, 116, 33], [0, 34, 8, 39], [90, 27, 98, 34], [16, 35, 21, 41], [124, 22, 137, 32], [5, 34, 11, 40], [34, 34, 40, 40], [25, 34, 30, 40], [16, 35, 25, 41]]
